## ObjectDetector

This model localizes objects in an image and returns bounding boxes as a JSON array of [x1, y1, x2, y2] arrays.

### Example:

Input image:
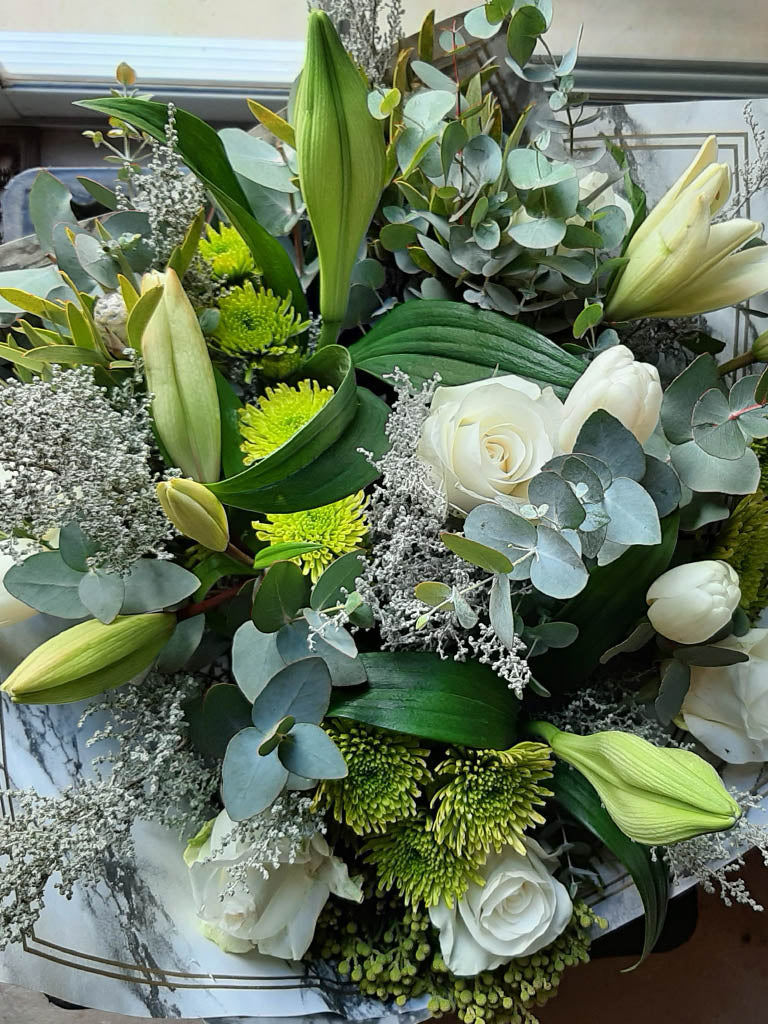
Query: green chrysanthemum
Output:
[[712, 492, 768, 619], [213, 281, 308, 378], [198, 223, 257, 284], [254, 491, 367, 582], [318, 721, 431, 835], [431, 743, 554, 858], [363, 815, 484, 908], [239, 379, 335, 463]]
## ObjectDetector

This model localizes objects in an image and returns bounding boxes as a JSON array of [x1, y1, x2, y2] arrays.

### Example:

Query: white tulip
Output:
[[417, 375, 565, 513], [428, 838, 572, 976], [682, 628, 768, 763], [605, 135, 768, 321], [558, 345, 662, 451], [185, 809, 362, 959], [646, 560, 741, 645]]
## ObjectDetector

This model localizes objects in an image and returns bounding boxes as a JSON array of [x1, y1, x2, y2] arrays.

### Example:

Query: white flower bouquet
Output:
[[2, 2, 768, 1021]]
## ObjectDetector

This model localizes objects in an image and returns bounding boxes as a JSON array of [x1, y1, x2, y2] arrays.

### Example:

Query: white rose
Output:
[[418, 376, 565, 513], [681, 628, 768, 764], [558, 345, 663, 452], [185, 810, 362, 960], [428, 838, 572, 976], [646, 560, 741, 645]]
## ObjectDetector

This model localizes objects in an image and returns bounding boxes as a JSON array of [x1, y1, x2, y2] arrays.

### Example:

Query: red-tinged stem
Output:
[[226, 541, 254, 567], [178, 583, 244, 620]]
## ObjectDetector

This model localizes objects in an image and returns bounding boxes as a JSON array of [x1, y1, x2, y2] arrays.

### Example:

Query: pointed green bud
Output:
[[1, 613, 175, 704], [141, 269, 221, 482], [294, 10, 386, 345], [530, 721, 741, 844], [157, 477, 229, 551]]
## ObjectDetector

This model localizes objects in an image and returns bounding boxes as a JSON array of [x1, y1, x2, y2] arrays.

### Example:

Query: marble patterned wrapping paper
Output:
[[1, 96, 768, 1020]]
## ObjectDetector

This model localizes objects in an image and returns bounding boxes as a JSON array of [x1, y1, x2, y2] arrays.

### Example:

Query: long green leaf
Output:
[[208, 345, 357, 502], [75, 97, 306, 317], [349, 299, 584, 397], [534, 512, 679, 689], [209, 386, 389, 512], [552, 762, 669, 967], [214, 368, 247, 478], [329, 650, 520, 748]]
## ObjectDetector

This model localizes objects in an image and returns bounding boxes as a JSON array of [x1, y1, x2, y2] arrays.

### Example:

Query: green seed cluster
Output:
[[318, 721, 432, 835], [431, 743, 554, 858], [363, 815, 484, 908], [310, 886, 602, 1024]]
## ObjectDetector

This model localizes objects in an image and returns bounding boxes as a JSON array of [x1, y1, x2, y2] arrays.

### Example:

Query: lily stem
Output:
[[225, 541, 255, 567], [718, 351, 760, 376], [179, 583, 244, 620], [316, 319, 341, 349]]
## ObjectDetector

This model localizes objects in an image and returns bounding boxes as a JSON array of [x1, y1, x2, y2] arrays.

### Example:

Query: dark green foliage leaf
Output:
[[222, 732, 288, 820], [188, 682, 253, 760], [4, 552, 87, 619], [252, 542, 323, 570], [78, 570, 125, 624], [573, 410, 646, 481], [311, 552, 365, 611], [278, 722, 347, 779], [120, 559, 200, 613], [208, 387, 389, 512], [76, 97, 306, 316], [660, 355, 721, 445], [192, 551, 254, 600], [59, 521, 99, 572], [674, 645, 749, 667], [562, 224, 603, 250], [441, 532, 515, 573], [526, 621, 579, 649], [250, 658, 331, 731], [251, 560, 311, 633], [507, 6, 548, 68], [214, 368, 247, 478], [156, 614, 205, 672], [534, 513, 679, 689], [552, 762, 668, 966], [329, 651, 520, 748], [655, 659, 691, 725], [349, 300, 584, 397], [572, 302, 603, 340]]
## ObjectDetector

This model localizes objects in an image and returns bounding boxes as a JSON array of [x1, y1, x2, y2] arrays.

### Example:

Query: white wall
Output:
[[1, 0, 766, 62]]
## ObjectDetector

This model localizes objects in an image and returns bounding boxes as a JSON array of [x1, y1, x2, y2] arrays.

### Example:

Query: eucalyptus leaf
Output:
[[462, 135, 503, 186], [311, 552, 365, 611], [599, 621, 656, 664], [530, 525, 588, 599], [278, 723, 347, 780], [251, 560, 311, 633], [59, 521, 99, 572], [692, 388, 748, 460], [415, 581, 453, 607], [526, 620, 579, 649], [655, 659, 691, 725], [441, 532, 515, 573], [222, 732, 288, 820], [602, 477, 661, 546], [187, 683, 253, 760], [29, 170, 76, 255], [660, 354, 721, 445], [277, 619, 367, 687], [232, 621, 285, 701], [156, 614, 205, 672], [670, 441, 760, 495], [507, 216, 566, 249], [573, 410, 646, 482], [489, 573, 517, 648], [78, 570, 125, 624], [674, 645, 750, 667], [464, 503, 537, 579], [640, 457, 682, 517], [250, 657, 332, 732], [121, 559, 200, 613], [4, 551, 87, 619], [528, 472, 586, 529]]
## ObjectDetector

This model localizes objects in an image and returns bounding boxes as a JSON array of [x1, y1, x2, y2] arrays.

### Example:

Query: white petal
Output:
[[651, 243, 768, 318]]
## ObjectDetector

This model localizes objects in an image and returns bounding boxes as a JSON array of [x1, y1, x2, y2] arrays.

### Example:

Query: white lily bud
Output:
[[606, 136, 768, 321], [559, 345, 662, 451], [646, 560, 741, 645]]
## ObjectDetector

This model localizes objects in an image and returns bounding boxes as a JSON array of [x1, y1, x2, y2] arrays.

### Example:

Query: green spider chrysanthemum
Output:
[[363, 815, 484, 908], [318, 721, 431, 835], [254, 491, 368, 582], [712, 492, 768, 619], [239, 379, 335, 464], [213, 281, 308, 378], [198, 223, 258, 284], [430, 743, 554, 858]]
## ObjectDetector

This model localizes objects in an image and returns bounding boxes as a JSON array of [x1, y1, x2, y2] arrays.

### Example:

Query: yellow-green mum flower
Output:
[[213, 281, 308, 378], [239, 379, 335, 464], [198, 223, 257, 284], [254, 491, 368, 582]]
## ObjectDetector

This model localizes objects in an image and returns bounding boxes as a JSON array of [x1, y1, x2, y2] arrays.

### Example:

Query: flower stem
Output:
[[317, 320, 341, 349], [179, 583, 244, 620], [718, 351, 759, 376], [225, 541, 255, 567]]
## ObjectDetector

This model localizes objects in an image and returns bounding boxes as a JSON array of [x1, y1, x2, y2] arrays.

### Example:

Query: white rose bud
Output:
[[646, 560, 741, 645], [428, 838, 572, 976], [682, 628, 768, 763], [417, 376, 564, 514], [558, 345, 662, 452]]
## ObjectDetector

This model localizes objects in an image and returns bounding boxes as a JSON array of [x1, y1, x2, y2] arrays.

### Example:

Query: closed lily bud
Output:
[[605, 135, 768, 321], [1, 613, 175, 704], [530, 722, 741, 845], [647, 560, 741, 645], [294, 10, 386, 344], [157, 478, 229, 551], [559, 345, 662, 451], [141, 269, 221, 482]]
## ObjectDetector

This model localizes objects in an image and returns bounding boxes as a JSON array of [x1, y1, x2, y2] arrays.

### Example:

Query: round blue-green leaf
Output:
[[278, 722, 347, 780], [120, 559, 200, 613], [78, 570, 125, 624], [155, 613, 205, 672], [530, 525, 588, 599], [188, 682, 253, 760], [222, 731, 288, 820], [4, 551, 87, 619], [59, 522, 99, 572], [232, 621, 285, 700], [277, 619, 366, 687], [251, 657, 331, 732]]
